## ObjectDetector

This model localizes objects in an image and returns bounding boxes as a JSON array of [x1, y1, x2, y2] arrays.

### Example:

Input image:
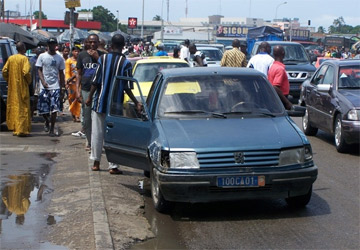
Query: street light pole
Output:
[[116, 10, 119, 31], [141, 0, 144, 39], [275, 1, 287, 20]]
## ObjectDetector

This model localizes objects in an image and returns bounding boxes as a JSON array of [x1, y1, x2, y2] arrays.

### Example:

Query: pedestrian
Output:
[[189, 43, 207, 67], [155, 42, 168, 56], [65, 46, 81, 122], [29, 47, 45, 119], [220, 39, 247, 67], [60, 46, 70, 115], [141, 44, 152, 57], [173, 46, 180, 58], [247, 41, 274, 76], [85, 34, 142, 174], [75, 34, 103, 150], [267, 45, 292, 110], [98, 39, 108, 54], [180, 39, 190, 63], [36, 38, 66, 136], [2, 42, 32, 137]]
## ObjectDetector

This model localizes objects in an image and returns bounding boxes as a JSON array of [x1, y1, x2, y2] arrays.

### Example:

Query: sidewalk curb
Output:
[[88, 157, 114, 250]]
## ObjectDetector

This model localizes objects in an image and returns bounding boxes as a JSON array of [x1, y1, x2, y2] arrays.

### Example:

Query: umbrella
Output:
[[110, 30, 131, 41], [31, 29, 55, 45], [0, 22, 39, 49], [57, 28, 89, 43]]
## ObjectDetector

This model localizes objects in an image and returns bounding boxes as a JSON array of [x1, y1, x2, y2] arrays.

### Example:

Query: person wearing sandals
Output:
[[36, 38, 65, 137], [86, 34, 142, 174]]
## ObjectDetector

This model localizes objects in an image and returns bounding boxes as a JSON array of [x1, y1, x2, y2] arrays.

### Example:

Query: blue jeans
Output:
[[81, 90, 92, 146]]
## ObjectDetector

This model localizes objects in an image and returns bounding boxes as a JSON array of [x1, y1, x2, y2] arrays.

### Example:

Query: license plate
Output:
[[217, 176, 265, 188]]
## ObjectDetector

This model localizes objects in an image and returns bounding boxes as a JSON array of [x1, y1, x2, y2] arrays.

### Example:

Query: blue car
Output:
[[104, 67, 318, 212]]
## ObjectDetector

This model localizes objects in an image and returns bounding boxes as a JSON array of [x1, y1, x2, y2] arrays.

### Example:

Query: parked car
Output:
[[314, 57, 340, 68], [0, 37, 17, 123], [299, 60, 360, 152], [104, 67, 317, 212], [195, 43, 225, 52], [124, 56, 189, 102], [196, 46, 223, 67], [250, 41, 316, 100]]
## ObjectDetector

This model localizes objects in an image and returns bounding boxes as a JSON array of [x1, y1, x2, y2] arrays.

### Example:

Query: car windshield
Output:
[[198, 49, 223, 61], [158, 74, 284, 118], [133, 62, 188, 82], [338, 65, 360, 89], [272, 45, 309, 62]]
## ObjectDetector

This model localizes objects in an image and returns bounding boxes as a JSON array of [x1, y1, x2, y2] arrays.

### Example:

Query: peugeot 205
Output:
[[104, 67, 318, 212]]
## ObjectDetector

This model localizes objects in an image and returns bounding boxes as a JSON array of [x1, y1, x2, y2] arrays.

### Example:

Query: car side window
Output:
[[311, 65, 328, 85], [321, 66, 334, 85]]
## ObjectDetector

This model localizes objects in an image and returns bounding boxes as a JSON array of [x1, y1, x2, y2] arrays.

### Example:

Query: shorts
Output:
[[37, 89, 61, 115]]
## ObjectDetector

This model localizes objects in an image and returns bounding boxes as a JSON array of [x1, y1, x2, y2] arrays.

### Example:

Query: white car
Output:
[[196, 46, 223, 67]]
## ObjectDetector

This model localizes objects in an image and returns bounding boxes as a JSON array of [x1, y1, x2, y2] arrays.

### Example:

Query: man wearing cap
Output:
[[155, 42, 168, 56], [36, 38, 65, 136]]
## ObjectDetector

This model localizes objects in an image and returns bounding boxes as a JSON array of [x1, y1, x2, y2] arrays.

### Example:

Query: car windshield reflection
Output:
[[338, 65, 360, 89], [157, 75, 284, 118]]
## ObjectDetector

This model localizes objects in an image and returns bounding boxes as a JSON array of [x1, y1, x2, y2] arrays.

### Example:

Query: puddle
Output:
[[130, 180, 186, 249], [0, 152, 64, 249]]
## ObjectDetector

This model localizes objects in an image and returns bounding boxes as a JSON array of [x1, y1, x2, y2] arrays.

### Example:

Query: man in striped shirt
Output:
[[220, 39, 247, 67], [86, 34, 142, 174]]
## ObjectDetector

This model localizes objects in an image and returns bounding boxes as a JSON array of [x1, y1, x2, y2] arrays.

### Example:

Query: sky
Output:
[[5, 0, 360, 31]]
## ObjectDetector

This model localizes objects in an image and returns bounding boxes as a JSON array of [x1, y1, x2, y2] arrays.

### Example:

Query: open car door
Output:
[[104, 76, 152, 171]]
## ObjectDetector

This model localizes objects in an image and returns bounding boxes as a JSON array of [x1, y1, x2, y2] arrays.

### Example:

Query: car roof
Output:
[[160, 67, 263, 78], [255, 41, 302, 46], [135, 57, 188, 65], [322, 59, 360, 67], [197, 47, 222, 50]]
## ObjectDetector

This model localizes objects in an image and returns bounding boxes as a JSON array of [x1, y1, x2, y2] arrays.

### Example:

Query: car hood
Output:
[[285, 63, 316, 72], [159, 117, 303, 150], [338, 89, 360, 108]]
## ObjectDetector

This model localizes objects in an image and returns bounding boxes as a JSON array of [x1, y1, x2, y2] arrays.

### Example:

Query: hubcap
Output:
[[303, 109, 309, 130], [335, 119, 342, 146]]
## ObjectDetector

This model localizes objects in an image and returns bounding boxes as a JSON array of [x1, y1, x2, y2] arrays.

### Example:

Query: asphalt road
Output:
[[132, 117, 360, 249]]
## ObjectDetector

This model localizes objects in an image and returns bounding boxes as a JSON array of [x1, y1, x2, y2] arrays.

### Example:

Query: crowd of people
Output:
[[4, 33, 359, 173]]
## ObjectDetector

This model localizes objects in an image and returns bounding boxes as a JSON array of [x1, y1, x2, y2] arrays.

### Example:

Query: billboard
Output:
[[216, 26, 248, 38], [128, 17, 137, 29], [65, 0, 81, 8]]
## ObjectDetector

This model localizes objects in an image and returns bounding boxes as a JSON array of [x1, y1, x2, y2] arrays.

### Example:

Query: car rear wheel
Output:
[[334, 114, 349, 153], [286, 185, 312, 208], [150, 166, 171, 213], [302, 108, 318, 136]]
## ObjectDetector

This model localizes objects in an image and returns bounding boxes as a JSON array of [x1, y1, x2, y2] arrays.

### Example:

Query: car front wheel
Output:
[[150, 166, 171, 213], [286, 185, 312, 208], [334, 114, 349, 153], [302, 108, 318, 136]]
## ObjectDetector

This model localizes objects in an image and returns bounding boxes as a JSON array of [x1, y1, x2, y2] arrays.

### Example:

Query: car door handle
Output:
[[107, 122, 114, 128]]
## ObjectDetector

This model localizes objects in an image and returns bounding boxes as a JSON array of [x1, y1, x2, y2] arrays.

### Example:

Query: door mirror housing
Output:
[[287, 105, 306, 117], [317, 84, 331, 92]]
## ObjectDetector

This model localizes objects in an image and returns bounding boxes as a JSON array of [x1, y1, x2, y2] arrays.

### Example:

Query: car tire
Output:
[[334, 114, 349, 153], [302, 108, 318, 136], [150, 166, 171, 213], [286, 185, 312, 208]]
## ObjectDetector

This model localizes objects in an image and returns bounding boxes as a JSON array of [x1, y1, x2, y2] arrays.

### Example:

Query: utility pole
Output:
[[167, 0, 169, 22], [185, 0, 188, 18], [39, 0, 42, 29], [141, 0, 144, 38]]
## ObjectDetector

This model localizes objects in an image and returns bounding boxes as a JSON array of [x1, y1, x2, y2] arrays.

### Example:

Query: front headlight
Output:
[[347, 109, 360, 121], [169, 152, 200, 169], [278, 146, 312, 166]]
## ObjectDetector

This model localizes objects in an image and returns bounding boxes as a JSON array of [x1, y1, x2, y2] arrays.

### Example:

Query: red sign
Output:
[[128, 17, 137, 29]]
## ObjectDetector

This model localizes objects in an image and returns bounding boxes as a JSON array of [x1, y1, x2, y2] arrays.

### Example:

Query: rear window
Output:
[[134, 62, 189, 82]]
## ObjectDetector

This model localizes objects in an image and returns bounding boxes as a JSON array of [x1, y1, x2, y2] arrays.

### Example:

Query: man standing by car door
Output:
[[85, 34, 142, 174], [76, 34, 103, 150], [268, 45, 292, 110]]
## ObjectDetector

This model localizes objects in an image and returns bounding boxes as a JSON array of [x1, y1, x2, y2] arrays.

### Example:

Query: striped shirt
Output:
[[220, 48, 247, 67], [91, 53, 133, 113]]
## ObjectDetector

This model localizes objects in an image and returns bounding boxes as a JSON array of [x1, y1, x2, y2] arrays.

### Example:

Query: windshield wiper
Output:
[[283, 59, 308, 63], [339, 86, 360, 89], [224, 110, 276, 117], [164, 110, 227, 118]]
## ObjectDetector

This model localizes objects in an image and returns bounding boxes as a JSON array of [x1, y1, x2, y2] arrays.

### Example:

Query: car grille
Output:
[[287, 71, 308, 80], [197, 150, 280, 168]]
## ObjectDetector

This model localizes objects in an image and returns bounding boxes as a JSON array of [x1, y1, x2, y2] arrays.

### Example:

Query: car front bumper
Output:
[[155, 165, 318, 203], [342, 120, 360, 144]]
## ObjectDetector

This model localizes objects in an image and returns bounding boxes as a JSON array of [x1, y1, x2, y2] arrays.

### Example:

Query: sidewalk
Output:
[[1, 113, 154, 249]]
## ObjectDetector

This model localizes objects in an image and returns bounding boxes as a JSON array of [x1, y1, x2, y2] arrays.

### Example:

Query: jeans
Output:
[[81, 90, 92, 146]]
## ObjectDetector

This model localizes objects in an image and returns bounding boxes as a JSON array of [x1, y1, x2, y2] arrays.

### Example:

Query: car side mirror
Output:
[[287, 105, 306, 117], [317, 84, 331, 92]]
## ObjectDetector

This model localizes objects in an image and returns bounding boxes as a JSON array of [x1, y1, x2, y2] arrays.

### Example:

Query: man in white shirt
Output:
[[247, 41, 274, 77], [180, 39, 190, 63]]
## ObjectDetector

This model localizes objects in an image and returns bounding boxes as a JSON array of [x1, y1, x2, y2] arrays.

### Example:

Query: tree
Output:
[[33, 10, 47, 20], [152, 15, 162, 21], [317, 26, 326, 33]]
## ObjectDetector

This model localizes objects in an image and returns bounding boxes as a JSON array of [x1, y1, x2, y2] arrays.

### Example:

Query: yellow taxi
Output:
[[124, 56, 189, 102]]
